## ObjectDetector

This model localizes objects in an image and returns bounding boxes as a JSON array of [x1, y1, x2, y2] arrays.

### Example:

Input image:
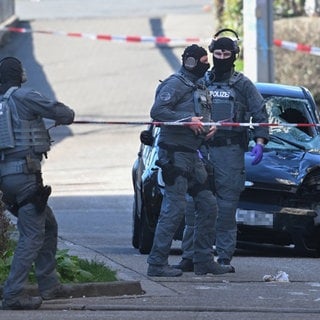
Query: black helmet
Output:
[[0, 57, 25, 85], [182, 44, 210, 78]]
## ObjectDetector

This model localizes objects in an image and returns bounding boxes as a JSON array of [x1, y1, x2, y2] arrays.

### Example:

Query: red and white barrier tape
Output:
[[74, 120, 320, 128], [2, 26, 320, 55], [0, 26, 205, 45], [273, 39, 320, 56]]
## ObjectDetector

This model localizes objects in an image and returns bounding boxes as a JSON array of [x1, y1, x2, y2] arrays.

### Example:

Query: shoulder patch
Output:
[[159, 91, 172, 102]]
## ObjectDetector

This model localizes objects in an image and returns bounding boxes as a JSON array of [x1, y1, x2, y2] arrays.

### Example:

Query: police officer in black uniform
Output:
[[147, 45, 233, 277], [175, 30, 269, 273], [0, 57, 75, 310]]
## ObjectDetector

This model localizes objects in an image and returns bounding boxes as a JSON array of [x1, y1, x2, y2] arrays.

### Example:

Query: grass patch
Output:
[[55, 249, 117, 283], [78, 258, 117, 282], [0, 247, 117, 285]]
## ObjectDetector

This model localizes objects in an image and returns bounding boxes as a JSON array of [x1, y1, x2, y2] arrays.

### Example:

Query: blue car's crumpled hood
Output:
[[245, 135, 320, 188]]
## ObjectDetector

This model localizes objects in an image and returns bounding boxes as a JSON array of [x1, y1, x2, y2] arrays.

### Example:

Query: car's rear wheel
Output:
[[139, 206, 155, 254]]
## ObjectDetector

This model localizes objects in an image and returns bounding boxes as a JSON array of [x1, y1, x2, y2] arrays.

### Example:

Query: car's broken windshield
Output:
[[262, 96, 320, 151]]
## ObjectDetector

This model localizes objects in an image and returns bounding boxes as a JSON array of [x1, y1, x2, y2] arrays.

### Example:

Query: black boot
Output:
[[217, 258, 235, 273], [173, 258, 194, 272], [2, 294, 42, 310], [194, 260, 233, 275]]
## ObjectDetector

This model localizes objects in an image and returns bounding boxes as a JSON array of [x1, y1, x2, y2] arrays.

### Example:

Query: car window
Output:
[[267, 96, 314, 134], [249, 96, 320, 153], [250, 96, 320, 152]]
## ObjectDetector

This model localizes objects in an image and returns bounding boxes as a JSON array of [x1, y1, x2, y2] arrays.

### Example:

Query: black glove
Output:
[[140, 130, 154, 146]]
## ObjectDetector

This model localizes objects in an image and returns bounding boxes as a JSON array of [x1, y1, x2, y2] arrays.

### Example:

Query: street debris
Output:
[[263, 271, 290, 282]]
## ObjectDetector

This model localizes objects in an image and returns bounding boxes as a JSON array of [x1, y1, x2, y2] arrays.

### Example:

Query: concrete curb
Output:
[[0, 281, 144, 300]]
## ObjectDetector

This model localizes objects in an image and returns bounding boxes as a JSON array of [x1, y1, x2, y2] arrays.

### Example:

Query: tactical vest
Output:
[[0, 87, 18, 149], [207, 72, 247, 132], [0, 87, 51, 154], [175, 73, 212, 132], [193, 81, 212, 135]]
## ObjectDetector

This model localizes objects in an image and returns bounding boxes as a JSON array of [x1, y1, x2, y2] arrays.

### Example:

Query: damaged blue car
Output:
[[132, 82, 320, 256]]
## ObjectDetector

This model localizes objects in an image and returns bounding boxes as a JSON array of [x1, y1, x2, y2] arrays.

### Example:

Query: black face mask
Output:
[[191, 61, 210, 78], [213, 55, 235, 75], [210, 37, 237, 76], [182, 44, 210, 78]]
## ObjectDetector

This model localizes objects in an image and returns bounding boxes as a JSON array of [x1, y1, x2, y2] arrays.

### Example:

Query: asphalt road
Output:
[[1, 1, 320, 319], [15, 0, 212, 19]]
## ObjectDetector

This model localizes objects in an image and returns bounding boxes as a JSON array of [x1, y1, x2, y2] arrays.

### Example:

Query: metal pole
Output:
[[243, 0, 274, 83]]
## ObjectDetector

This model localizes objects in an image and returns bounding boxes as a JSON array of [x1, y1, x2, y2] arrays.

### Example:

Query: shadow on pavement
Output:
[[0, 20, 73, 145]]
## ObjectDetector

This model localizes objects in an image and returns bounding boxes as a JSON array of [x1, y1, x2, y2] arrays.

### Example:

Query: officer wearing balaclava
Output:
[[147, 44, 233, 277], [0, 57, 27, 94], [181, 44, 211, 78], [174, 31, 269, 274], [140, 44, 212, 146], [211, 36, 238, 80], [0, 57, 75, 310]]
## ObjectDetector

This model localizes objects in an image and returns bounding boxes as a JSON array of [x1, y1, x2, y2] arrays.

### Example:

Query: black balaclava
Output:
[[182, 44, 210, 78], [212, 37, 237, 76], [0, 57, 24, 94]]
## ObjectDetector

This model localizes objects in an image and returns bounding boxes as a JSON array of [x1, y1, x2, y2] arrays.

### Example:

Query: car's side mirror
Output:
[[140, 130, 154, 146]]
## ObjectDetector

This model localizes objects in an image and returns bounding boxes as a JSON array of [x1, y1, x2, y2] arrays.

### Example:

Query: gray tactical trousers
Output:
[[182, 144, 245, 262], [1, 171, 59, 300], [147, 150, 218, 266]]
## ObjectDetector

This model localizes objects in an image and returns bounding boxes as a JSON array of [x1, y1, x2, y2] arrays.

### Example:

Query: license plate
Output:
[[236, 209, 274, 227]]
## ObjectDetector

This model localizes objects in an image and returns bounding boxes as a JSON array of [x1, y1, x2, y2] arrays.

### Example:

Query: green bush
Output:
[[215, 0, 243, 35], [55, 249, 117, 283], [28, 249, 117, 283], [0, 249, 13, 284], [0, 192, 11, 259], [1, 247, 117, 284]]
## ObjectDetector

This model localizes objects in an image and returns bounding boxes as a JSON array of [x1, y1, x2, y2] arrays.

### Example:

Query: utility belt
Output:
[[157, 142, 209, 189], [0, 156, 51, 214], [158, 142, 197, 153], [156, 142, 196, 186], [0, 156, 41, 177], [209, 135, 242, 148]]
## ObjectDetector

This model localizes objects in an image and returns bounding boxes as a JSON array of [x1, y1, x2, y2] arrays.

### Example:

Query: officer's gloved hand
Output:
[[140, 130, 154, 146], [250, 143, 264, 165]]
